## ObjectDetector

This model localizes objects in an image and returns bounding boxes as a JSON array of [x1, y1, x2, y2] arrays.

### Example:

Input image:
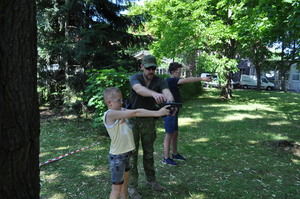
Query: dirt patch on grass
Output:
[[272, 140, 300, 157], [40, 107, 62, 119]]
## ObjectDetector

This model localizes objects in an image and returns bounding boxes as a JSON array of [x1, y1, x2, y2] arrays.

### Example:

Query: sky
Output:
[[120, 0, 145, 15], [135, 0, 145, 5]]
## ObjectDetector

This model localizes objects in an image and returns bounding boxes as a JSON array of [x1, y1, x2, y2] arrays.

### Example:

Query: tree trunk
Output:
[[256, 64, 262, 91], [280, 74, 287, 92], [280, 68, 289, 92], [221, 70, 233, 100], [0, 1, 40, 198]]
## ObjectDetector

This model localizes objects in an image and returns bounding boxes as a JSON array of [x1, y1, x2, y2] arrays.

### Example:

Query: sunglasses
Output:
[[145, 66, 157, 71]]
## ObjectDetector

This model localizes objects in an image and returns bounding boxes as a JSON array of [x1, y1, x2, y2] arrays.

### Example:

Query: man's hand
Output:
[[152, 93, 167, 104]]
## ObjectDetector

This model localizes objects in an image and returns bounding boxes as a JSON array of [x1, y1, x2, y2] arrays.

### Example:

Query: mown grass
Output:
[[40, 89, 300, 199]]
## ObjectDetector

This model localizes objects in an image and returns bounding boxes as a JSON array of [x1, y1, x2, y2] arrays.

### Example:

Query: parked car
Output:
[[240, 75, 274, 90]]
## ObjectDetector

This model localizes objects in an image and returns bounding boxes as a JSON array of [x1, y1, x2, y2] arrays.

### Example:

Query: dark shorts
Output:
[[164, 114, 178, 134], [109, 151, 131, 185]]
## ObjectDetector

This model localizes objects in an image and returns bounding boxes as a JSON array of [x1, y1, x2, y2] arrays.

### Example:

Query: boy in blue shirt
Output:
[[162, 62, 211, 165]]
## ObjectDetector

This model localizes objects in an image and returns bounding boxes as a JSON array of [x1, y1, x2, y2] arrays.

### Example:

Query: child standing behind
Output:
[[162, 63, 211, 166], [103, 87, 170, 199]]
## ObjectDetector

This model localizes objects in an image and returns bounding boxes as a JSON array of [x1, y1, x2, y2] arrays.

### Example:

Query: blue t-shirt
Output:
[[166, 77, 180, 103]]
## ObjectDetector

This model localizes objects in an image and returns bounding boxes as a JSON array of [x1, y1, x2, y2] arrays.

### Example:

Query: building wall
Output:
[[285, 64, 300, 91]]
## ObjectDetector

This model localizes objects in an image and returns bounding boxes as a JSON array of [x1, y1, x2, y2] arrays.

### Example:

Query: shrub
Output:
[[85, 68, 132, 127], [179, 81, 203, 102]]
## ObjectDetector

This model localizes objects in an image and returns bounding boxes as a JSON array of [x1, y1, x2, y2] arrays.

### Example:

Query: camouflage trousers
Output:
[[129, 117, 157, 188]]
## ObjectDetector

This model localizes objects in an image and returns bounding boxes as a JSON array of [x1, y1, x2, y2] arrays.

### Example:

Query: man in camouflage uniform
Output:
[[128, 55, 175, 199]]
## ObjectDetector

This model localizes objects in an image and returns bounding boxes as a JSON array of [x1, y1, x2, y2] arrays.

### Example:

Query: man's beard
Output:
[[144, 73, 154, 81]]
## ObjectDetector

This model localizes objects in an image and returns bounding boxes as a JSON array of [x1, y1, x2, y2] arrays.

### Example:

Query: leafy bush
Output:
[[85, 68, 132, 126], [179, 81, 203, 102], [158, 74, 204, 102]]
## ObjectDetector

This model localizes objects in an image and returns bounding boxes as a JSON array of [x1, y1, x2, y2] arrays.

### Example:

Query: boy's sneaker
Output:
[[162, 158, 178, 166], [172, 153, 186, 161]]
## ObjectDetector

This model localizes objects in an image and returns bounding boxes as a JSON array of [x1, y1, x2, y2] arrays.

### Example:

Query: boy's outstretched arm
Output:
[[178, 76, 211, 85], [106, 106, 170, 124]]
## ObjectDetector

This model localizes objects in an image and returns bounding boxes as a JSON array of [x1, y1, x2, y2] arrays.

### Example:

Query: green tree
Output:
[[262, 0, 300, 91], [0, 0, 40, 198], [235, 0, 300, 91], [130, 0, 299, 95], [37, 0, 148, 108], [129, 0, 240, 99], [236, 0, 282, 90]]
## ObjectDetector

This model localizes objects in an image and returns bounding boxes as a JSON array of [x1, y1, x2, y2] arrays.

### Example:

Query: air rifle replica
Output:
[[161, 102, 183, 109], [161, 102, 182, 115]]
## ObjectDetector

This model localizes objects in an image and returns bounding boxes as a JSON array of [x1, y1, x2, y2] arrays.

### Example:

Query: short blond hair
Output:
[[103, 87, 121, 104]]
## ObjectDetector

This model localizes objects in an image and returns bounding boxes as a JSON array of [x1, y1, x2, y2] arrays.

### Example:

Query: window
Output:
[[262, 78, 268, 83], [241, 68, 247, 75], [292, 73, 300, 81]]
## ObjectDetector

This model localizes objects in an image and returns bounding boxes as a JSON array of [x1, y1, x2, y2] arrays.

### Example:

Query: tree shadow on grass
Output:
[[149, 91, 300, 199], [40, 116, 112, 198], [39, 90, 300, 198]]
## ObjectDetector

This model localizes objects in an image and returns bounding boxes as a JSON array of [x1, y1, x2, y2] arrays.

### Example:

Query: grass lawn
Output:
[[40, 89, 300, 199]]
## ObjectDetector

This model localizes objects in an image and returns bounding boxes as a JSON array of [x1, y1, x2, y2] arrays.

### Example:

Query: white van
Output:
[[240, 75, 274, 90]]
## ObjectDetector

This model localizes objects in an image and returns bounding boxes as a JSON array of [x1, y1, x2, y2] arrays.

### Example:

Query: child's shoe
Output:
[[172, 153, 186, 161], [162, 158, 178, 166]]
